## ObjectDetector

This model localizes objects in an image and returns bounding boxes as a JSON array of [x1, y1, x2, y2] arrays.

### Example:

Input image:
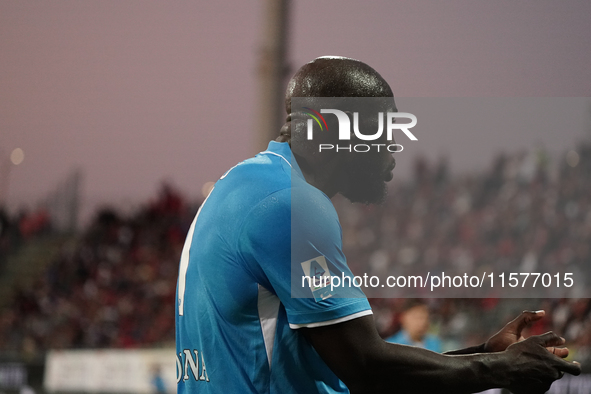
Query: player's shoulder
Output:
[[292, 176, 339, 224], [239, 141, 293, 174], [210, 145, 291, 210], [221, 156, 289, 187], [236, 171, 339, 241], [222, 141, 340, 231], [241, 182, 338, 235]]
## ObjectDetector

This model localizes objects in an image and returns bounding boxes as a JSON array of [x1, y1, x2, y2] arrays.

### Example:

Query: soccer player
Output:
[[175, 57, 580, 393]]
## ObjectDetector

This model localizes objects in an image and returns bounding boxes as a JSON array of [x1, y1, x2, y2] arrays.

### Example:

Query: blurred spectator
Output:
[[385, 299, 442, 353], [18, 208, 51, 239], [150, 365, 167, 394]]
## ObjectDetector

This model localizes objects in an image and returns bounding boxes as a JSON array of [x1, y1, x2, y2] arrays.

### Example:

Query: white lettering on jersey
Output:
[[178, 349, 210, 383]]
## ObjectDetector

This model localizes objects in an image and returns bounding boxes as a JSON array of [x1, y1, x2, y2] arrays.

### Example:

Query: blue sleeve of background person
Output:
[[425, 335, 443, 353], [385, 330, 410, 345], [386, 331, 443, 353], [237, 187, 371, 326]]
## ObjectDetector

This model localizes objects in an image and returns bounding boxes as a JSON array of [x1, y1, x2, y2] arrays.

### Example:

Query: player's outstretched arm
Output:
[[445, 310, 549, 356], [302, 315, 581, 394]]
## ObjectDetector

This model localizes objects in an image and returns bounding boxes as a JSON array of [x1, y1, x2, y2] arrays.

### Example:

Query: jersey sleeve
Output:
[[237, 187, 372, 329]]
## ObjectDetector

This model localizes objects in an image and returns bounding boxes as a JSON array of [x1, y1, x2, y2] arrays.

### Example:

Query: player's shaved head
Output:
[[279, 56, 397, 205], [285, 56, 393, 114], [279, 56, 396, 141]]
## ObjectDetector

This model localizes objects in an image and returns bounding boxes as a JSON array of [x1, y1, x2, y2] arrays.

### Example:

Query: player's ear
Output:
[[278, 121, 291, 143]]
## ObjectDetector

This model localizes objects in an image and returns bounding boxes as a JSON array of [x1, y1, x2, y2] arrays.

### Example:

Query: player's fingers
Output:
[[512, 310, 545, 333], [553, 371, 565, 382], [534, 331, 565, 348], [547, 346, 569, 359], [555, 359, 581, 376]]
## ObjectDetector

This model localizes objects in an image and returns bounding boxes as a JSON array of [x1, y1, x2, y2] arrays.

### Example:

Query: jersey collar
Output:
[[262, 141, 305, 180]]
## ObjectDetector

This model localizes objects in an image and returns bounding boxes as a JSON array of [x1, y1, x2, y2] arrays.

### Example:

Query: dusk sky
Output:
[[1, 1, 590, 219]]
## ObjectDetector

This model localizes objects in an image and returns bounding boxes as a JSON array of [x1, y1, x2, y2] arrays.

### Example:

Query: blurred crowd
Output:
[[0, 184, 194, 355], [339, 144, 591, 291], [0, 207, 52, 272], [0, 144, 590, 371]]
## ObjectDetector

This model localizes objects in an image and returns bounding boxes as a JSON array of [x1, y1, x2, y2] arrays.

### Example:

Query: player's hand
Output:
[[503, 331, 581, 394], [484, 310, 545, 353]]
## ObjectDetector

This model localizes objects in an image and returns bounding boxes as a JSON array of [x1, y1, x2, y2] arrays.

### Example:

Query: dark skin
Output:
[[277, 57, 581, 393], [278, 57, 396, 204]]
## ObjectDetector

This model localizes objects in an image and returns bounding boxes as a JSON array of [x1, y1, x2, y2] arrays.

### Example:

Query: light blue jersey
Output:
[[175, 141, 371, 393]]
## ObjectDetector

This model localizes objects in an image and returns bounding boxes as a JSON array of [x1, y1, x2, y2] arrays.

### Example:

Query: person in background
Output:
[[386, 299, 442, 353]]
